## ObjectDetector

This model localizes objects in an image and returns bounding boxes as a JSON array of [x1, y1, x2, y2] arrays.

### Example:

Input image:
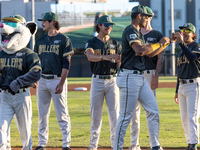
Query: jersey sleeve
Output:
[[192, 44, 200, 54], [26, 52, 42, 71], [125, 30, 141, 46], [85, 40, 94, 54], [63, 36, 74, 57]]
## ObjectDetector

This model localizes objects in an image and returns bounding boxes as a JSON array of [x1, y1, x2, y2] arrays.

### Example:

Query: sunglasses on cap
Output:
[[2, 21, 20, 28], [103, 23, 113, 28], [180, 29, 193, 34], [141, 14, 149, 19]]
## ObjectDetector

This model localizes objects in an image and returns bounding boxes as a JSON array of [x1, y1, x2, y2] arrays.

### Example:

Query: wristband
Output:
[[151, 43, 161, 51], [100, 55, 104, 60], [163, 43, 170, 49]]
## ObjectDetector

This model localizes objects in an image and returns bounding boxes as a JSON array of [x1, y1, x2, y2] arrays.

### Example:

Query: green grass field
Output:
[[9, 76, 194, 148]]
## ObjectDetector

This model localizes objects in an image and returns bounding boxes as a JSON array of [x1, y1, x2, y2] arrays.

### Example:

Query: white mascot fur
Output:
[[0, 14, 41, 150]]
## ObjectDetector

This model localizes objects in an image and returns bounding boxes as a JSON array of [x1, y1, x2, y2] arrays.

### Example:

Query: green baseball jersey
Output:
[[34, 33, 74, 75], [144, 30, 163, 70], [177, 42, 200, 79], [85, 37, 121, 75], [0, 48, 41, 89], [120, 24, 146, 71]]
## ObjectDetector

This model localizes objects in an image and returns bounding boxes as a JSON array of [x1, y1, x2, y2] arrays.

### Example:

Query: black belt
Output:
[[179, 79, 194, 84], [93, 74, 116, 79], [41, 74, 61, 79], [120, 69, 144, 75], [4, 88, 26, 95]]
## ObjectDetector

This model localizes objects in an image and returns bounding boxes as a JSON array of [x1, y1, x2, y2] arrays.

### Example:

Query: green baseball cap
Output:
[[144, 6, 154, 16], [179, 23, 196, 33], [2, 14, 26, 23], [38, 12, 58, 21], [97, 15, 115, 25], [131, 5, 149, 15]]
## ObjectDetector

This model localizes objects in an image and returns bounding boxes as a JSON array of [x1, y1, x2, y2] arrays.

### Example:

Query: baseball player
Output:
[[34, 12, 74, 150], [0, 14, 41, 149], [113, 5, 170, 150], [85, 15, 121, 150], [128, 6, 164, 150], [171, 23, 200, 150]]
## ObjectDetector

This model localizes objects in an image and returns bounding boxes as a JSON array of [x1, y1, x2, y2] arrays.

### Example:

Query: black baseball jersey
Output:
[[177, 42, 200, 79], [144, 30, 163, 70], [0, 48, 41, 89], [120, 24, 146, 71], [85, 37, 121, 75], [34, 33, 74, 75]]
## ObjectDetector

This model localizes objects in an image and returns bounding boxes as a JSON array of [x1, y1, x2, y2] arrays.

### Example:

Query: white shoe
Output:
[[87, 147, 97, 150], [127, 145, 141, 150], [150, 146, 163, 150]]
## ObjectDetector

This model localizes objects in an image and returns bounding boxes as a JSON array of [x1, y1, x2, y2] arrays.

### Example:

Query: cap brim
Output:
[[37, 19, 44, 21], [2, 17, 21, 22]]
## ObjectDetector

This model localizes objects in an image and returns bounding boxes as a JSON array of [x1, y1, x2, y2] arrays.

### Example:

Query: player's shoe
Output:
[[189, 144, 197, 150], [62, 147, 71, 150], [150, 146, 163, 150], [127, 145, 141, 150], [186, 144, 191, 150], [87, 147, 97, 150], [35, 146, 46, 150]]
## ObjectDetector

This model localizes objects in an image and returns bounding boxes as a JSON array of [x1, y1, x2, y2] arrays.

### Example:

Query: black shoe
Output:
[[63, 147, 71, 150], [35, 146, 46, 150], [151, 146, 163, 150], [186, 144, 191, 150], [190, 144, 197, 150]]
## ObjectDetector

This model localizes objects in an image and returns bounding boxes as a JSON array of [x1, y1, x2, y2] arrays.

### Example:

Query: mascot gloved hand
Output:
[[0, 14, 41, 94]]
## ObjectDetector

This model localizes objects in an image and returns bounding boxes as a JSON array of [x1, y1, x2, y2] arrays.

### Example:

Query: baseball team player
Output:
[[171, 23, 200, 150], [85, 15, 121, 150], [113, 5, 170, 150], [34, 12, 74, 150], [0, 14, 41, 149], [128, 6, 164, 150]]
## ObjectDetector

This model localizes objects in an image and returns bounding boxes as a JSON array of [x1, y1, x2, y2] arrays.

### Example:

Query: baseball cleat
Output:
[[127, 145, 141, 150], [35, 146, 46, 150], [150, 146, 163, 150], [189, 144, 197, 150]]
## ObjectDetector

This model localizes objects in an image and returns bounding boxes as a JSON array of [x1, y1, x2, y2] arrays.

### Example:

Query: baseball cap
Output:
[[179, 23, 196, 33], [96, 12, 102, 16], [144, 6, 154, 16], [38, 12, 58, 21], [2, 14, 26, 23], [131, 5, 149, 15], [97, 15, 115, 25]]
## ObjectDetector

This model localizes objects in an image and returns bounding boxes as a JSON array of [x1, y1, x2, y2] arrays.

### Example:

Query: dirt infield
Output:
[[12, 148, 183, 150], [30, 82, 176, 95]]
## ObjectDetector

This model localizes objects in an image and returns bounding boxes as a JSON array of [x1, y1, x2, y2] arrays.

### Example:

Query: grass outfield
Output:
[[10, 87, 189, 148]]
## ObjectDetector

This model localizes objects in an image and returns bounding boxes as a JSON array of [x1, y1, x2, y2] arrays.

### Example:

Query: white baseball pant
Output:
[[37, 75, 71, 147], [0, 88, 32, 150], [178, 78, 200, 144], [89, 74, 119, 148], [130, 70, 156, 145], [114, 69, 160, 150]]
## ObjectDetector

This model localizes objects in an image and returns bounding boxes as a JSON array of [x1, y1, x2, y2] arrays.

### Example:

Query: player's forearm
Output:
[[59, 68, 69, 85], [154, 52, 164, 78]]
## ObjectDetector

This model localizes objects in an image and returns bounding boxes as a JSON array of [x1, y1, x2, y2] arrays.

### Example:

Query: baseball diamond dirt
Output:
[[12, 148, 185, 150]]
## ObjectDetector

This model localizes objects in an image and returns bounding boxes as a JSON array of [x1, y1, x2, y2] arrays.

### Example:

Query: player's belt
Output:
[[41, 74, 61, 79], [93, 74, 116, 80], [4, 88, 26, 95], [120, 69, 144, 75], [179, 79, 196, 84]]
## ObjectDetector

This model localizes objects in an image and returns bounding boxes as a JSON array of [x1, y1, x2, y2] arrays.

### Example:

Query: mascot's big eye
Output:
[[2, 22, 20, 28]]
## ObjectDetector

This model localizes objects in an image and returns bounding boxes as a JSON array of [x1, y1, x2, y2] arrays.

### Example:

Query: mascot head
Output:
[[0, 14, 37, 54]]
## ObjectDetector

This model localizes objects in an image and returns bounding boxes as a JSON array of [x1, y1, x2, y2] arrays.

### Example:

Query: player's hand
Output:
[[169, 32, 177, 43], [159, 37, 170, 46], [174, 93, 179, 104], [175, 32, 184, 43], [102, 54, 120, 63], [32, 82, 38, 88], [151, 76, 158, 90], [55, 82, 63, 94]]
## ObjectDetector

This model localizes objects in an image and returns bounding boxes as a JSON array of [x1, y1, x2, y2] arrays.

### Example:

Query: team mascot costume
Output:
[[0, 14, 41, 149]]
